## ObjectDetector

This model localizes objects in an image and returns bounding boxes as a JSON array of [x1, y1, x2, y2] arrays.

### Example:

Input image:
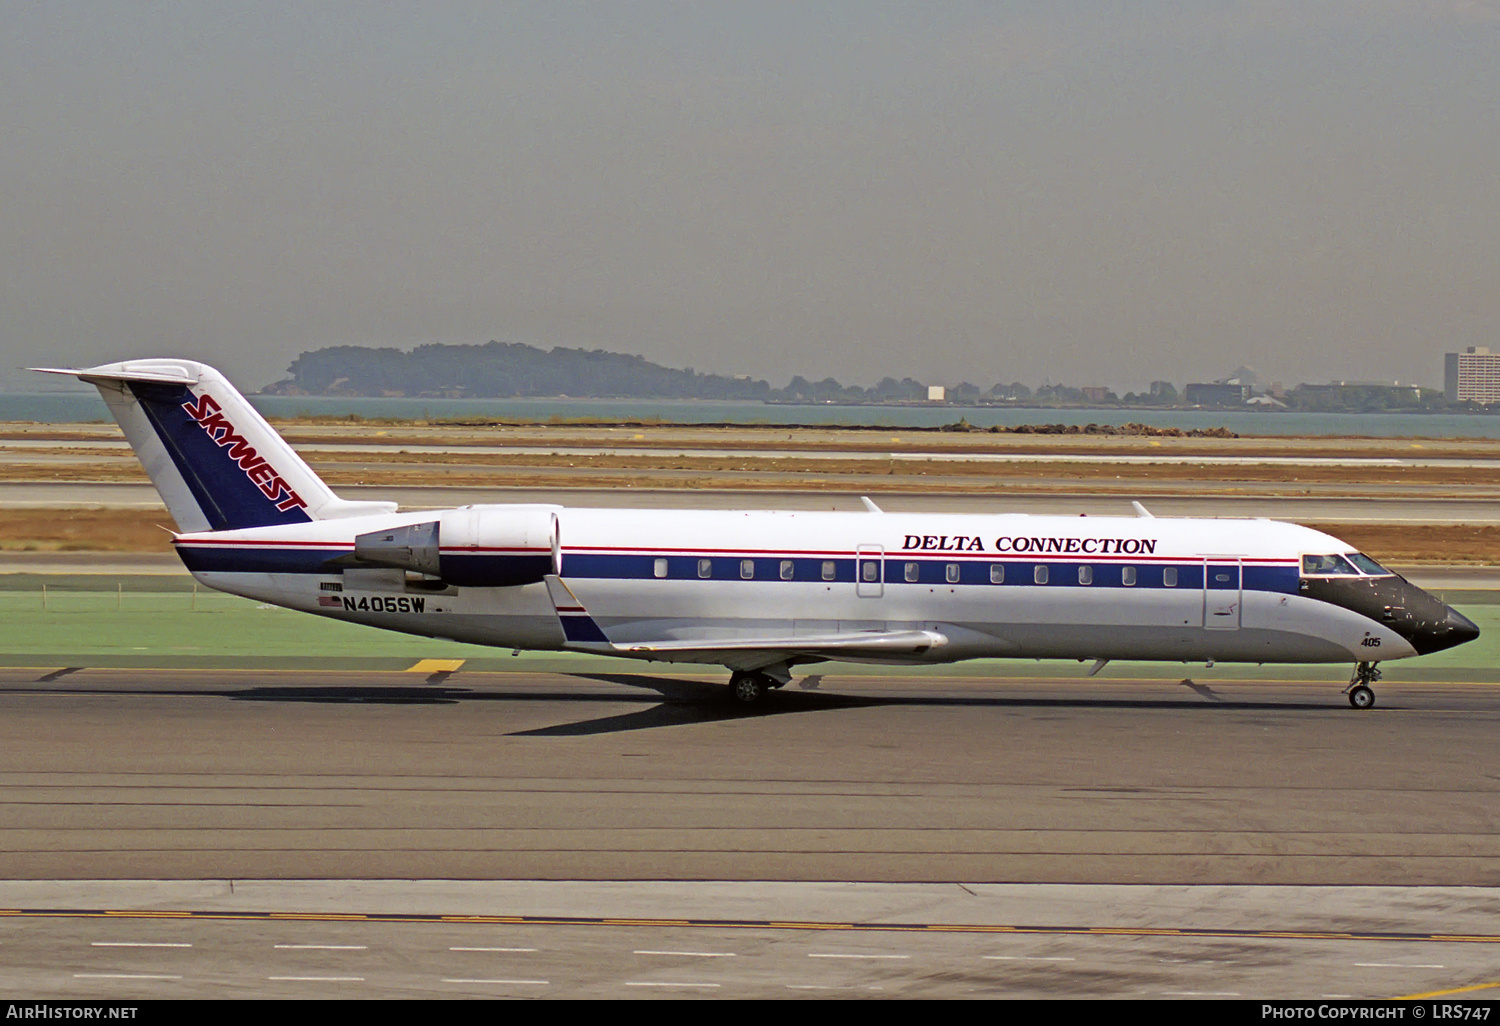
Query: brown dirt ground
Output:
[[8, 420, 1500, 461], [6, 453, 1500, 492], [0, 509, 180, 552]]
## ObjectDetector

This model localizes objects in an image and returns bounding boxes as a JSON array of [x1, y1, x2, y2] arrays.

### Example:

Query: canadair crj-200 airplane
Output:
[[37, 359, 1480, 709]]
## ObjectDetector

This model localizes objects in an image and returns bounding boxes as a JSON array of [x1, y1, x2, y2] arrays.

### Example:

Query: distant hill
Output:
[[262, 342, 776, 400], [261, 342, 936, 403]]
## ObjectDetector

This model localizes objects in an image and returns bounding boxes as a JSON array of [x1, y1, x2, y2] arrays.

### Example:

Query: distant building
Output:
[[1079, 386, 1111, 403], [1293, 381, 1422, 410], [1183, 382, 1249, 406], [1445, 347, 1500, 403], [927, 385, 946, 402]]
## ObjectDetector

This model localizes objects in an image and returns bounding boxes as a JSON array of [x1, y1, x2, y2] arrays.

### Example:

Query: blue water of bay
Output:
[[5, 391, 1498, 438]]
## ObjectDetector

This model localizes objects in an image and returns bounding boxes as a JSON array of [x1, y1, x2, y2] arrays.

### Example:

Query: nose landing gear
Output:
[[1344, 661, 1381, 709]]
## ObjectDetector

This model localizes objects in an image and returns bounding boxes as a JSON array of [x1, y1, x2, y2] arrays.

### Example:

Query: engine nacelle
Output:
[[353, 506, 558, 587]]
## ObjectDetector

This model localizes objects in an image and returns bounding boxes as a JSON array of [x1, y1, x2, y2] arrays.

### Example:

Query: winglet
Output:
[[860, 496, 883, 513], [1131, 501, 1154, 518]]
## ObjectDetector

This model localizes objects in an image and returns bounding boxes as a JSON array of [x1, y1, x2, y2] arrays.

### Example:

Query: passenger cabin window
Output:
[[1122, 566, 1136, 586], [740, 559, 754, 580], [946, 564, 960, 584], [990, 564, 1005, 584], [780, 560, 795, 580], [905, 563, 920, 583], [653, 558, 668, 579], [1034, 565, 1049, 585], [1078, 565, 1093, 585], [861, 561, 879, 583], [821, 561, 836, 581], [1163, 567, 1177, 587], [697, 558, 712, 579], [1303, 553, 1360, 576]]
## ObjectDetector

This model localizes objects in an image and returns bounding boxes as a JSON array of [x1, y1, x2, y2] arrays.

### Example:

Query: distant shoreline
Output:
[[5, 392, 1500, 437], [1, 387, 1481, 417]]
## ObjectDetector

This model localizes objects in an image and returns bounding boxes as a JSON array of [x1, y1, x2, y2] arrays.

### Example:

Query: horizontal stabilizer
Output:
[[31, 364, 200, 386]]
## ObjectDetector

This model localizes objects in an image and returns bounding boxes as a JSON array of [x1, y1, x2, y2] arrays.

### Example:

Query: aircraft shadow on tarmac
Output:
[[507, 673, 877, 736], [220, 672, 1335, 735], [526, 674, 1338, 734], [19, 671, 1338, 735]]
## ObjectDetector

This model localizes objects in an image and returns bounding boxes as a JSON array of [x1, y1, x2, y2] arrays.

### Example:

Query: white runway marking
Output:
[[1354, 962, 1444, 968], [273, 943, 368, 950], [443, 978, 548, 986], [634, 949, 737, 957], [91, 941, 192, 948], [450, 946, 538, 952], [625, 981, 721, 988], [73, 973, 181, 980], [809, 952, 909, 959], [984, 955, 1075, 962], [267, 975, 365, 982]]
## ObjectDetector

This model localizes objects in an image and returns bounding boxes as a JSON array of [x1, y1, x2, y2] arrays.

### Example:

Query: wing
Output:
[[543, 575, 947, 669]]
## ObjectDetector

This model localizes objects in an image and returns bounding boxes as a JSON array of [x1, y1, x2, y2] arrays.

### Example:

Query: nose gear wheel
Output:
[[1343, 662, 1380, 710]]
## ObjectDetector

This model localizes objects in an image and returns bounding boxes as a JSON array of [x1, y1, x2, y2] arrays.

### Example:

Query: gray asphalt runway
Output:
[[4, 667, 1499, 998], [7, 481, 1500, 521], [4, 880, 1499, 999], [2, 667, 1496, 885]]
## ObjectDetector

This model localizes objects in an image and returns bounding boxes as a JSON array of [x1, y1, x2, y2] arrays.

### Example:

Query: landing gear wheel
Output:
[[729, 672, 767, 705], [1345, 661, 1381, 710]]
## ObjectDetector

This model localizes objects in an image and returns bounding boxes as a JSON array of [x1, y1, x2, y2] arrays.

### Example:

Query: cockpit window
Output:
[[1302, 553, 1360, 576], [1346, 552, 1394, 576]]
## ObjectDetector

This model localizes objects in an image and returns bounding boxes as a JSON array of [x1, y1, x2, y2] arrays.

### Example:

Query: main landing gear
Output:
[[727, 670, 783, 705], [1344, 661, 1381, 710]]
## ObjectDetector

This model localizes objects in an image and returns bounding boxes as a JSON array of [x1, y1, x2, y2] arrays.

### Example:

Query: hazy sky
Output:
[[3, 1, 1497, 392]]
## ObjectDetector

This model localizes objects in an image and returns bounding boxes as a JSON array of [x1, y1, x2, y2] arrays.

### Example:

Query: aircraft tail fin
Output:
[[31, 359, 397, 533]]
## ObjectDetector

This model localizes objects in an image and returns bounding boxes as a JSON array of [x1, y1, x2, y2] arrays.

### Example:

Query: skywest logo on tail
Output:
[[181, 393, 307, 512]]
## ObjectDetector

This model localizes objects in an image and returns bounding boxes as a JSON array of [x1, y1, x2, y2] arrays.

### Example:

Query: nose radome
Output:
[[1446, 608, 1481, 644], [1410, 606, 1480, 655]]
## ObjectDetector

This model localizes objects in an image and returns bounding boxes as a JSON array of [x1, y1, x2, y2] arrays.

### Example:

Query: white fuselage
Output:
[[175, 507, 1417, 667]]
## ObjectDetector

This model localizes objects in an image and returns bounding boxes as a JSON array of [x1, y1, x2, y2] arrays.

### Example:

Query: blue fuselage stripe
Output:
[[177, 546, 1300, 594]]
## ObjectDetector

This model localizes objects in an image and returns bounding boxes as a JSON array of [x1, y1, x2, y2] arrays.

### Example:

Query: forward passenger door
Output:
[[1202, 556, 1243, 629]]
